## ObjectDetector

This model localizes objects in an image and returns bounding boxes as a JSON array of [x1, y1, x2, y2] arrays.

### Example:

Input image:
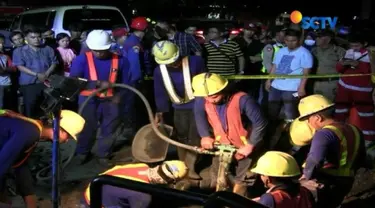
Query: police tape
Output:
[[143, 73, 374, 80]]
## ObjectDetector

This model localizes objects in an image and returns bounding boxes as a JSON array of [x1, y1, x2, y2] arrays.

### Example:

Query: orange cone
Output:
[[348, 107, 360, 127]]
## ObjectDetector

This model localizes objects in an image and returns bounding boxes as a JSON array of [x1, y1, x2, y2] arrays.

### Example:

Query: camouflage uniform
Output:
[[311, 45, 346, 101]]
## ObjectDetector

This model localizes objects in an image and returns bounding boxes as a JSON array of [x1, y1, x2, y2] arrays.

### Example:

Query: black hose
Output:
[[35, 83, 215, 182]]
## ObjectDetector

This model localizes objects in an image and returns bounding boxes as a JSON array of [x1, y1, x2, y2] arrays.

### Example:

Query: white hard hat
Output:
[[86, 30, 112, 50]]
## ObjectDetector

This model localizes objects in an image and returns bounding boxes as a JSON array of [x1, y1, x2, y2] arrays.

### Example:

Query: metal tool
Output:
[[214, 144, 237, 192]]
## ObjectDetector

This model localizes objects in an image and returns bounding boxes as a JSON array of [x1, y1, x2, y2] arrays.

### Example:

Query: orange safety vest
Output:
[[271, 187, 314, 208], [0, 109, 42, 168], [204, 92, 250, 148], [84, 163, 150, 205], [320, 123, 361, 177], [80, 52, 119, 98]]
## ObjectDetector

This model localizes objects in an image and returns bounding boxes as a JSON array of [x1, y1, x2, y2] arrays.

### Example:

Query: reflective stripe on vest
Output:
[[204, 92, 249, 148], [159, 57, 194, 104], [271, 187, 314, 208], [0, 109, 42, 168], [84, 163, 149, 205], [321, 124, 361, 177], [261, 44, 282, 73], [80, 52, 119, 97]]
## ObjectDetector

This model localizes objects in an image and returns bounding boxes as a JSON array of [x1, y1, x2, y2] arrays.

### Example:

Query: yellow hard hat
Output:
[[60, 110, 85, 140], [161, 160, 188, 180], [192, 73, 229, 97], [298, 94, 334, 120], [251, 151, 301, 177], [152, 41, 180, 65], [289, 119, 315, 146]]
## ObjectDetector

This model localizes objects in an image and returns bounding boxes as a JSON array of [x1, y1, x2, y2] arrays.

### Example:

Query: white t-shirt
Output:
[[271, 46, 313, 91]]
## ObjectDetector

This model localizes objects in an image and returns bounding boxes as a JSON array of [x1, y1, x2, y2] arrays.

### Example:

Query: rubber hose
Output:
[[35, 83, 203, 182], [78, 84, 199, 151]]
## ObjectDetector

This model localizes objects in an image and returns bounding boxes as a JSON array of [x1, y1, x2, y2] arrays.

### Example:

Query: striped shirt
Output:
[[204, 40, 243, 75]]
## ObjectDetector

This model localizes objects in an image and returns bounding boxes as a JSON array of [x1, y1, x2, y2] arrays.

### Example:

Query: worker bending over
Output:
[[82, 160, 187, 208], [295, 94, 366, 207], [251, 151, 315, 208], [70, 30, 131, 167], [153, 41, 205, 179], [192, 73, 268, 195], [0, 110, 84, 208]]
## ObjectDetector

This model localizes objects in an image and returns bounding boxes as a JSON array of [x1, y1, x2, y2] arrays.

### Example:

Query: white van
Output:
[[9, 5, 128, 36]]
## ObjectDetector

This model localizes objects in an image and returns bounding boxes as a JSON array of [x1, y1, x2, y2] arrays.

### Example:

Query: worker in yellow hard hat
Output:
[[295, 94, 366, 207], [0, 109, 85, 207], [82, 160, 187, 207], [251, 151, 315, 207], [191, 72, 268, 195], [152, 41, 205, 179]]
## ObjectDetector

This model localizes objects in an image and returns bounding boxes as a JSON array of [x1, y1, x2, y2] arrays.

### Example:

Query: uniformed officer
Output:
[[259, 26, 286, 106], [111, 27, 128, 56], [122, 16, 149, 135], [311, 30, 346, 101], [82, 160, 188, 208], [70, 30, 132, 167], [0, 110, 85, 207]]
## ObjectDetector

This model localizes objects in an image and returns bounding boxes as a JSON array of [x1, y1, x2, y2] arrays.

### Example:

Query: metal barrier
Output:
[[90, 175, 268, 208], [204, 191, 267, 208], [90, 175, 208, 208]]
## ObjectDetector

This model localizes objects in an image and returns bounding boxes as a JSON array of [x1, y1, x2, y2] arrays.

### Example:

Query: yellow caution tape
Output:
[[144, 73, 373, 80]]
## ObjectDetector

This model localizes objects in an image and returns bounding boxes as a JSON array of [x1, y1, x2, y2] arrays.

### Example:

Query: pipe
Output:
[[78, 84, 216, 154], [35, 83, 217, 182]]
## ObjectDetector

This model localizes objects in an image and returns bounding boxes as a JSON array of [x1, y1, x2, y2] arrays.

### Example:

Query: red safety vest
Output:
[[80, 52, 119, 98], [204, 92, 250, 148], [0, 110, 42, 168], [271, 187, 314, 208], [84, 163, 150, 205], [320, 123, 361, 177]]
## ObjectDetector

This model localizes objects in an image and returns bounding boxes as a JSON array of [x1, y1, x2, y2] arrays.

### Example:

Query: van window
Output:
[[63, 9, 125, 31], [20, 12, 51, 29], [10, 15, 21, 31]]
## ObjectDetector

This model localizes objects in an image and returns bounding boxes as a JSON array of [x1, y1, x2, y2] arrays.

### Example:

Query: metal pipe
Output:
[[51, 108, 61, 208], [90, 175, 208, 208]]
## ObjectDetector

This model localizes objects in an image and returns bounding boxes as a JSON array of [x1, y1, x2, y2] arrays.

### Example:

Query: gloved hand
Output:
[[201, 137, 215, 149], [234, 144, 254, 160]]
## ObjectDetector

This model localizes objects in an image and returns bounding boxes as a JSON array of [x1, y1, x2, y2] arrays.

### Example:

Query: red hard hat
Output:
[[130, 17, 148, 31]]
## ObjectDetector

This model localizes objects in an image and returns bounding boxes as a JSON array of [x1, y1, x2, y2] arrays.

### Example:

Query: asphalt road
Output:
[[9, 135, 375, 207]]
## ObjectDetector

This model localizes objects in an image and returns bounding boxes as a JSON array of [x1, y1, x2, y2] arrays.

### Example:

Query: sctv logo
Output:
[[290, 10, 338, 30]]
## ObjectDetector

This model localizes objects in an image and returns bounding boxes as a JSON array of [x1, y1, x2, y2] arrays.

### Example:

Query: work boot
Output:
[[96, 158, 115, 168], [184, 151, 201, 180], [233, 184, 248, 197]]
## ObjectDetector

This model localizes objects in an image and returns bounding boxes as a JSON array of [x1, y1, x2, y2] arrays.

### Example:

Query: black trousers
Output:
[[19, 83, 46, 119], [173, 109, 200, 146]]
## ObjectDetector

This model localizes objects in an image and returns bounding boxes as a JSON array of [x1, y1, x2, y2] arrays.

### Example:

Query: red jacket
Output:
[[271, 186, 314, 208], [336, 49, 372, 88]]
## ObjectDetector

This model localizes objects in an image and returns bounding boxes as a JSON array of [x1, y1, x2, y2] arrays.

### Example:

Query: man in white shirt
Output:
[[265, 29, 313, 148]]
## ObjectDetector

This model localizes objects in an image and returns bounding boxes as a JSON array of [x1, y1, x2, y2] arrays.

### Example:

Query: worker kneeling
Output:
[[82, 160, 187, 208], [192, 73, 268, 195], [292, 94, 366, 207], [0, 110, 85, 207], [251, 151, 315, 208]]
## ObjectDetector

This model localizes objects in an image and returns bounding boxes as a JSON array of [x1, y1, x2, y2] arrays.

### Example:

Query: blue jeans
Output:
[[268, 87, 299, 120]]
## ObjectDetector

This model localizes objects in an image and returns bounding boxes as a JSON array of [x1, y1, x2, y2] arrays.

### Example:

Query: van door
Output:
[[62, 9, 128, 32]]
